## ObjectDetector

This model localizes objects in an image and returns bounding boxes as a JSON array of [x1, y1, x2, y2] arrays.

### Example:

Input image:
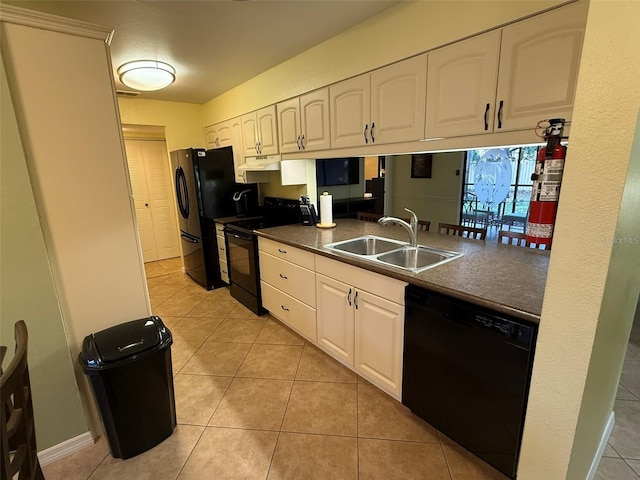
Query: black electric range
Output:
[[224, 197, 301, 314]]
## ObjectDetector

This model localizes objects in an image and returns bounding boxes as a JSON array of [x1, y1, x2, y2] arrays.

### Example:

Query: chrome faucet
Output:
[[378, 208, 419, 247]]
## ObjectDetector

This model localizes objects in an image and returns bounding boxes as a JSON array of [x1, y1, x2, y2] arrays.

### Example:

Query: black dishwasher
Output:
[[402, 285, 537, 479]]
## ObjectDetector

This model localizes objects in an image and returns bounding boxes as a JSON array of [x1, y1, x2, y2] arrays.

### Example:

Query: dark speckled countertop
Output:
[[255, 219, 549, 324]]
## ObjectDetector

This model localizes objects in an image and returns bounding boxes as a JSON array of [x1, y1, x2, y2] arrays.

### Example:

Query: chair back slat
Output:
[[1, 320, 44, 480], [498, 230, 550, 250], [438, 222, 487, 240]]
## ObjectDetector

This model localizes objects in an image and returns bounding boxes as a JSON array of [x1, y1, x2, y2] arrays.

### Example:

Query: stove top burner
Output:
[[225, 197, 302, 235]]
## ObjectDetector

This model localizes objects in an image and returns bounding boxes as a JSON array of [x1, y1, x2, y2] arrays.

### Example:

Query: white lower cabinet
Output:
[[316, 274, 355, 366], [315, 256, 406, 399], [258, 239, 407, 400], [354, 290, 404, 397], [258, 238, 317, 342]]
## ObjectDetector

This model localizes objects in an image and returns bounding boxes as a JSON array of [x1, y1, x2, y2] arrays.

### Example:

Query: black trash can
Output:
[[79, 316, 176, 459]]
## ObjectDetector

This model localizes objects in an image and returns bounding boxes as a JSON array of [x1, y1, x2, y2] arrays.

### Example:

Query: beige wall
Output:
[[389, 153, 463, 228], [2, 20, 150, 436], [0, 58, 87, 450], [518, 2, 640, 478], [118, 97, 205, 152], [202, 1, 566, 125]]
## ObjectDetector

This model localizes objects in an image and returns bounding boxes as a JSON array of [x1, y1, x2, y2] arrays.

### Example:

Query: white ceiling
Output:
[[5, 0, 399, 104]]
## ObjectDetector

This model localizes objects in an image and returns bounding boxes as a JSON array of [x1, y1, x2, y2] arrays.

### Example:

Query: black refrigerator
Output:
[[171, 147, 239, 290]]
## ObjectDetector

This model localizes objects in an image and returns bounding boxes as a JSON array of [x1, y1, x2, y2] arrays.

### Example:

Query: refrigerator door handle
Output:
[[180, 232, 199, 243], [175, 166, 190, 219]]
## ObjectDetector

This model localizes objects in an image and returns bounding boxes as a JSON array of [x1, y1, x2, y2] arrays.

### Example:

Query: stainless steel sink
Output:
[[325, 235, 407, 256], [324, 236, 462, 273], [376, 246, 462, 272]]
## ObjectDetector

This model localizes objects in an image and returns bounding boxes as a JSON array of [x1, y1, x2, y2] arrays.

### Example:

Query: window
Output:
[[462, 145, 538, 230]]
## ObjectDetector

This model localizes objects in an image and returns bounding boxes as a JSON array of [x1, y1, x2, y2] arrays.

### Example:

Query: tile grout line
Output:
[[84, 447, 111, 480], [172, 425, 208, 480]]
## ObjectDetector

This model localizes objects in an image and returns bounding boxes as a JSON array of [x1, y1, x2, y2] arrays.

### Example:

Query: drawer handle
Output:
[[347, 288, 352, 306], [354, 291, 359, 310], [497, 100, 504, 129], [278, 248, 287, 254], [281, 305, 290, 312], [279, 273, 288, 279]]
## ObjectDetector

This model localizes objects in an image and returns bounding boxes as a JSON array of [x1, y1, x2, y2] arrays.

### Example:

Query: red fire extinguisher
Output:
[[526, 118, 567, 247]]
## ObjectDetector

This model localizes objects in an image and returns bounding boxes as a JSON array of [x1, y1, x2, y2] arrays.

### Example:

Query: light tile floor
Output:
[[42, 257, 639, 479], [596, 301, 640, 480]]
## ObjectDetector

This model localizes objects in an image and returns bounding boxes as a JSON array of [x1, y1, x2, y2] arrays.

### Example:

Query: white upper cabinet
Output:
[[425, 31, 501, 138], [205, 117, 247, 182], [256, 105, 278, 155], [278, 88, 331, 154], [330, 75, 371, 149], [277, 97, 302, 154], [494, 1, 588, 132], [370, 54, 427, 144], [242, 105, 279, 157], [331, 55, 427, 148], [300, 88, 331, 151]]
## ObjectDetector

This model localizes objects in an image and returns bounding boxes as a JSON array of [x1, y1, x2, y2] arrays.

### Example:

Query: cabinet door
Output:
[[204, 125, 218, 148], [277, 98, 302, 154], [256, 105, 279, 155], [330, 75, 371, 148], [217, 120, 233, 147], [495, 1, 587, 132], [241, 112, 258, 156], [300, 88, 330, 151], [225, 117, 245, 182], [371, 55, 427, 144], [316, 273, 354, 366], [354, 290, 404, 399], [426, 31, 500, 138]]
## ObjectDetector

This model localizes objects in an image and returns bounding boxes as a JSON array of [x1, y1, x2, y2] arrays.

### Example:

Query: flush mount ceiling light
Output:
[[117, 60, 175, 92]]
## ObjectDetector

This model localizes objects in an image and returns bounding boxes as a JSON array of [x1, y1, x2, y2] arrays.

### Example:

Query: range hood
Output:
[[238, 155, 281, 172]]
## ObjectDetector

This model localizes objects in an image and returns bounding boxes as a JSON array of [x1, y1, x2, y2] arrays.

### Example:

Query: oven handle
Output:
[[225, 229, 254, 241]]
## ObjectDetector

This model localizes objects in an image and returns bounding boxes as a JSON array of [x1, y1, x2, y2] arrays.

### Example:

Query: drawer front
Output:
[[259, 252, 316, 307], [258, 237, 315, 270], [316, 255, 406, 305], [261, 281, 317, 342], [219, 259, 229, 284], [215, 223, 225, 236], [217, 234, 227, 262]]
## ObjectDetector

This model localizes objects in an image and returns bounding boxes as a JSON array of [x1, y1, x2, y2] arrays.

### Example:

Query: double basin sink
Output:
[[324, 235, 462, 273]]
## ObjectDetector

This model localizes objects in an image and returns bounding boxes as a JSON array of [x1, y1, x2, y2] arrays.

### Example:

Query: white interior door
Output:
[[142, 140, 180, 260], [125, 140, 157, 261], [125, 139, 180, 262]]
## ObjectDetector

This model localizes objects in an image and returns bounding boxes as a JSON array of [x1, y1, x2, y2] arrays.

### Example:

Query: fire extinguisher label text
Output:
[[539, 181, 562, 201], [526, 222, 554, 238]]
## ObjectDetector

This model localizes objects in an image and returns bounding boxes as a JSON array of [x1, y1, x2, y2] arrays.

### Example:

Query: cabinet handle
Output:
[[347, 288, 352, 306], [296, 135, 301, 150], [278, 248, 287, 254], [484, 103, 490, 131], [301, 134, 305, 149], [255, 142, 259, 154], [363, 124, 369, 144], [281, 305, 290, 312], [354, 291, 359, 309], [279, 273, 288, 279], [497, 100, 504, 129], [370, 122, 375, 143]]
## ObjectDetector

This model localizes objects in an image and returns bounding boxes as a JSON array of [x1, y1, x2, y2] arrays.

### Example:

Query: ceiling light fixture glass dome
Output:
[[117, 60, 175, 91]]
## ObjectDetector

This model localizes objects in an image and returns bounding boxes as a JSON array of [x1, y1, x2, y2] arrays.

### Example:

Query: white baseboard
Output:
[[38, 431, 94, 466], [586, 411, 615, 480]]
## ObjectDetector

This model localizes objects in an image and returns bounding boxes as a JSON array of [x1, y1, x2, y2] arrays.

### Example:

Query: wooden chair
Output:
[[357, 212, 430, 232], [438, 222, 487, 240], [1, 321, 45, 480], [498, 230, 550, 250], [357, 211, 383, 222]]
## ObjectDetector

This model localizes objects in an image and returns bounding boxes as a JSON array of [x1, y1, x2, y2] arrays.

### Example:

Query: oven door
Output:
[[225, 228, 259, 296]]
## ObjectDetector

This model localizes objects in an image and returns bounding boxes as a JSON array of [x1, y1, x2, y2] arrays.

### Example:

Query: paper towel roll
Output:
[[319, 192, 333, 226]]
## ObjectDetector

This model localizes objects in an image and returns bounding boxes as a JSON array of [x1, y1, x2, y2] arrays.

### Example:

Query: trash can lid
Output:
[[80, 316, 171, 370]]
